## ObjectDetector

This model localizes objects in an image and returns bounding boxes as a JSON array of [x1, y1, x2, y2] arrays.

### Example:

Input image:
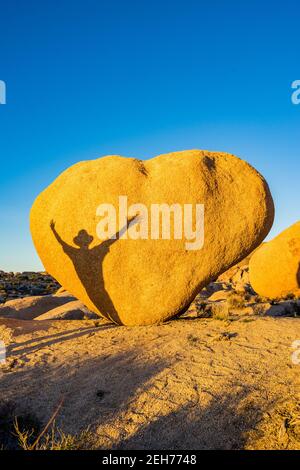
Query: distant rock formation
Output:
[[0, 271, 59, 303]]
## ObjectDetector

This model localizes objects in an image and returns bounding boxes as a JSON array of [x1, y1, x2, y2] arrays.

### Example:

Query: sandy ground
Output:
[[1, 316, 300, 450]]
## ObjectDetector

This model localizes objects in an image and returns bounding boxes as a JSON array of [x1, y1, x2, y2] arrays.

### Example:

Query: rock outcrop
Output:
[[30, 150, 274, 325], [0, 271, 59, 303], [249, 221, 300, 299]]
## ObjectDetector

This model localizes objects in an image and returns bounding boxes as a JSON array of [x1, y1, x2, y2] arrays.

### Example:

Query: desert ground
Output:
[[1, 263, 300, 450]]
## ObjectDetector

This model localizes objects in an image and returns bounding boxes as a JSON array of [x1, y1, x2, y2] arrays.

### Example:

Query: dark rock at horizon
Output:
[[0, 271, 60, 303]]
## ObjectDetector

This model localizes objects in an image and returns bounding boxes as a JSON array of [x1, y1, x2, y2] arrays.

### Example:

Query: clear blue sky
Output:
[[0, 0, 299, 272]]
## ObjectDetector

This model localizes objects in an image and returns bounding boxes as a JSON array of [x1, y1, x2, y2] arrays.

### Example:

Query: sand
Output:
[[1, 315, 300, 449]]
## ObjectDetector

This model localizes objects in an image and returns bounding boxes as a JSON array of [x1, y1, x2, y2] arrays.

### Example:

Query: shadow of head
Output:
[[73, 230, 94, 249]]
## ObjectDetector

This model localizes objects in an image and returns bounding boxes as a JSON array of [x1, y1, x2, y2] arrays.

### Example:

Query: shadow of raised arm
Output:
[[50, 220, 77, 254]]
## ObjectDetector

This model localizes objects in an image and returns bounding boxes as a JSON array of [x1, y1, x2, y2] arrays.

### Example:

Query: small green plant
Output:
[[227, 292, 246, 309], [0, 401, 41, 450], [8, 397, 96, 450], [187, 334, 200, 345]]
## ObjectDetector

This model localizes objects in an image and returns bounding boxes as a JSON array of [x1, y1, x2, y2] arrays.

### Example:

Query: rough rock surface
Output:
[[249, 221, 300, 299], [30, 150, 274, 326], [0, 294, 75, 320]]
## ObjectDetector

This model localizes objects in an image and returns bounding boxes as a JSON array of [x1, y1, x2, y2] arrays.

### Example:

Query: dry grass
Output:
[[0, 397, 96, 450], [10, 400, 300, 451], [14, 420, 95, 450], [1, 317, 300, 450]]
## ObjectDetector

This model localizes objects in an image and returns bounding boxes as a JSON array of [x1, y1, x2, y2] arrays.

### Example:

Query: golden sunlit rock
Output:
[[249, 221, 300, 299], [30, 150, 274, 325]]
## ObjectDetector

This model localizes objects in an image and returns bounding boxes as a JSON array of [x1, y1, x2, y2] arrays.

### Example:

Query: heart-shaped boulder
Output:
[[30, 150, 274, 325]]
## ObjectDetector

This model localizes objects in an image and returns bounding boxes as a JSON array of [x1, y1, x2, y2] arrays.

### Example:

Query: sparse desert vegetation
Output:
[[1, 226, 300, 450]]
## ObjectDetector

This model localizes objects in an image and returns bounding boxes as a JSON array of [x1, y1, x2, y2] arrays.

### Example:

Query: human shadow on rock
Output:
[[50, 217, 137, 325]]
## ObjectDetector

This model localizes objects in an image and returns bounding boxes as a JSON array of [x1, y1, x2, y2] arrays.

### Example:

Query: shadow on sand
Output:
[[7, 323, 114, 357], [115, 386, 264, 450], [0, 342, 268, 450], [0, 347, 170, 448]]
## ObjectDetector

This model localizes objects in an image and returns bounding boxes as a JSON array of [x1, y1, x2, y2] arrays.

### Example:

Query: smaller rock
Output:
[[35, 300, 100, 320], [197, 300, 229, 320], [208, 290, 232, 302], [54, 288, 75, 298], [249, 221, 300, 299], [0, 294, 75, 320], [229, 306, 255, 317], [265, 300, 300, 317], [199, 282, 231, 299], [55, 287, 67, 296], [251, 302, 272, 316]]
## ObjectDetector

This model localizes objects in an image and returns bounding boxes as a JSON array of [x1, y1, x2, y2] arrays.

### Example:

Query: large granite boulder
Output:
[[30, 150, 274, 325]]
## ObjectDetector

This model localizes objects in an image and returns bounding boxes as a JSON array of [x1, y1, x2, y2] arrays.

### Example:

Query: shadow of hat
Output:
[[73, 230, 94, 247]]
